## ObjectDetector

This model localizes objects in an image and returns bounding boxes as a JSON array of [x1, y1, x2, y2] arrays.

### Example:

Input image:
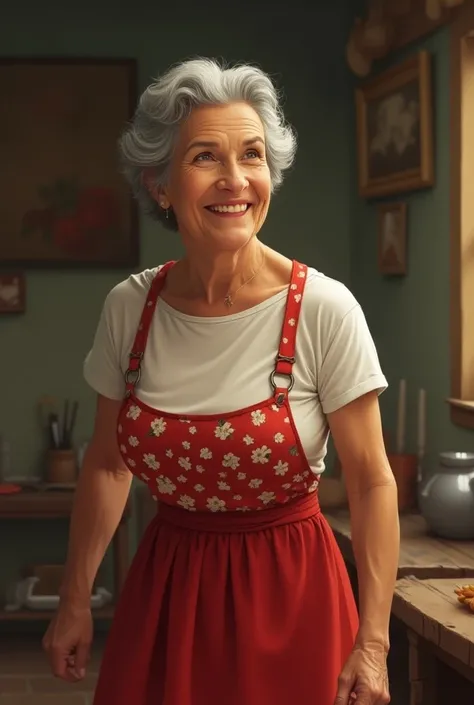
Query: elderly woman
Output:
[[43, 58, 399, 705]]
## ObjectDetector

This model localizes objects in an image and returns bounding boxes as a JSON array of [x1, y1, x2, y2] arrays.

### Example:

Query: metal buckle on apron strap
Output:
[[124, 351, 144, 393], [270, 355, 295, 407]]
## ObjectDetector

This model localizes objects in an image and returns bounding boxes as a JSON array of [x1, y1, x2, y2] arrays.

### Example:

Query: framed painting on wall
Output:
[[377, 202, 407, 276], [355, 51, 434, 199], [0, 273, 26, 313], [0, 57, 138, 268]]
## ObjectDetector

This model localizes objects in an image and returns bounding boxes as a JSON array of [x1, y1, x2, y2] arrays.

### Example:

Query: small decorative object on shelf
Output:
[[418, 451, 474, 539], [37, 396, 80, 484], [0, 484, 21, 495], [346, 0, 464, 78], [0, 489, 131, 620], [454, 583, 474, 611], [45, 449, 77, 485], [4, 576, 112, 613], [416, 388, 426, 484]]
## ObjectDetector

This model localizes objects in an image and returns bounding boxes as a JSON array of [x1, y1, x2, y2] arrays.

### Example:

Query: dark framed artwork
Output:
[[0, 57, 138, 267], [355, 51, 434, 199], [0, 272, 26, 313]]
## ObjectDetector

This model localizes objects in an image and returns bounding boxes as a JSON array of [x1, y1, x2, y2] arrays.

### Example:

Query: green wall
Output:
[[351, 29, 474, 473], [3, 3, 471, 619], [0, 1, 355, 603]]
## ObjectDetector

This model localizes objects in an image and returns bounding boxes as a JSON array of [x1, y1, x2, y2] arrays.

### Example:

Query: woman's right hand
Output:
[[43, 603, 93, 681]]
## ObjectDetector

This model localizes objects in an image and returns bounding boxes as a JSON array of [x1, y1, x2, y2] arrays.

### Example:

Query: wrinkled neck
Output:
[[182, 240, 264, 304]]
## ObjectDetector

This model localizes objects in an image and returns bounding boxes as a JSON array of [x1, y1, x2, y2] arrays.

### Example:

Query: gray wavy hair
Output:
[[119, 57, 297, 231]]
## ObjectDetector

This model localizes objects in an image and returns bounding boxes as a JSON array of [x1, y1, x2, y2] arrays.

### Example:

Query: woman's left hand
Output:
[[334, 643, 390, 704]]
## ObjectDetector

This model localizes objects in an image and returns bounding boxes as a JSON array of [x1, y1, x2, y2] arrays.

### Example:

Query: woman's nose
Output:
[[216, 163, 249, 193]]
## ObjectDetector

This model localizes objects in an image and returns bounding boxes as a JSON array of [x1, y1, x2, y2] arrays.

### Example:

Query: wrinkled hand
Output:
[[335, 643, 390, 705], [42, 604, 93, 682]]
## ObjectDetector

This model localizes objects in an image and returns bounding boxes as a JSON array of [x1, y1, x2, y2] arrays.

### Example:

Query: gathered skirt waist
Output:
[[155, 491, 321, 534]]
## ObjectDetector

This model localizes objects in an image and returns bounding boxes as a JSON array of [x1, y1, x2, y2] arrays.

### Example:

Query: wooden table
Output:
[[0, 488, 131, 621], [393, 577, 474, 703], [326, 511, 474, 580]]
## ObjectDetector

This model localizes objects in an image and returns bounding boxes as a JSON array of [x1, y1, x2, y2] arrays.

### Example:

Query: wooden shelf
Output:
[[0, 605, 115, 621], [0, 489, 75, 518], [393, 576, 474, 678], [0, 489, 131, 615], [326, 510, 474, 580], [447, 398, 474, 430], [0, 487, 131, 519]]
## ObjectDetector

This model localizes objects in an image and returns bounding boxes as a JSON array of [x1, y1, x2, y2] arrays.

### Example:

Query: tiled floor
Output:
[[0, 634, 105, 705], [3, 622, 470, 705], [0, 629, 408, 705]]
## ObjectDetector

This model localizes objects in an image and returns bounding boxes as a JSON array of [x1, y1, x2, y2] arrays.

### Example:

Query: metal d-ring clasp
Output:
[[270, 354, 295, 406], [270, 370, 295, 393], [124, 351, 143, 386]]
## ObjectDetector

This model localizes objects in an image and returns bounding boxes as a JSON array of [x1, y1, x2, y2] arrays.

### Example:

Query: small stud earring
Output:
[[165, 208, 169, 219]]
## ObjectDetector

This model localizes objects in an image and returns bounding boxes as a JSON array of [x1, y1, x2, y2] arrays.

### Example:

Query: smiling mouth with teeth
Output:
[[206, 203, 251, 216]]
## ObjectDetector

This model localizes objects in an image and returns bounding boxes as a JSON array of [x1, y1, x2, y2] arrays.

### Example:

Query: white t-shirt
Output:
[[83, 266, 387, 478]]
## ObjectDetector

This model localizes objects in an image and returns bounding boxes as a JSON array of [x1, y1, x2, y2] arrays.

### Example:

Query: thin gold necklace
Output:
[[224, 249, 266, 308]]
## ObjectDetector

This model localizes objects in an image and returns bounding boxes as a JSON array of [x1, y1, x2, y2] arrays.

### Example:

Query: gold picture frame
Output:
[[356, 51, 434, 199], [377, 202, 407, 276]]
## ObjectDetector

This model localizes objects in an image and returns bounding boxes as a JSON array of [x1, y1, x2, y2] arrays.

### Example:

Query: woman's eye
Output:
[[244, 149, 260, 159], [193, 149, 261, 163], [194, 152, 214, 162]]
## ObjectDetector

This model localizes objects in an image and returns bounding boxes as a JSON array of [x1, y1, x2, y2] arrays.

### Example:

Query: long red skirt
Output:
[[93, 493, 358, 705]]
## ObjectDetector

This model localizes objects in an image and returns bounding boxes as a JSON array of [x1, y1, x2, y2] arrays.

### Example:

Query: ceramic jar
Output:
[[418, 451, 474, 540]]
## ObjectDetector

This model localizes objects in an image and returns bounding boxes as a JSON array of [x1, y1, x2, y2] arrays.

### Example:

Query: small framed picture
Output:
[[0, 273, 26, 313], [378, 202, 407, 276]]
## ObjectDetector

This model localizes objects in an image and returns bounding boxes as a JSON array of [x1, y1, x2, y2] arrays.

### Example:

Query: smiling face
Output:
[[160, 102, 271, 253]]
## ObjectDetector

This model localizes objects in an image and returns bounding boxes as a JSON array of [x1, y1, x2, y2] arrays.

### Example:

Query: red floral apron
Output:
[[93, 260, 358, 705]]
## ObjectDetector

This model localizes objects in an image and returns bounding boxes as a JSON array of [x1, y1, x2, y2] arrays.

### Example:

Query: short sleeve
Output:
[[318, 304, 387, 414], [83, 292, 126, 401]]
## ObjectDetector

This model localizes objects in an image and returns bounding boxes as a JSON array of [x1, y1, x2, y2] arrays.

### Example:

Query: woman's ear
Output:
[[142, 168, 170, 209]]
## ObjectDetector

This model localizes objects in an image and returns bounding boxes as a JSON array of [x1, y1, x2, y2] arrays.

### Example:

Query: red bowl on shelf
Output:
[[0, 484, 22, 495]]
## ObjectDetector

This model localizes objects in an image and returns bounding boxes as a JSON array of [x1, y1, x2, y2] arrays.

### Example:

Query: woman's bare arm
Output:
[[59, 394, 133, 608], [328, 390, 400, 651]]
